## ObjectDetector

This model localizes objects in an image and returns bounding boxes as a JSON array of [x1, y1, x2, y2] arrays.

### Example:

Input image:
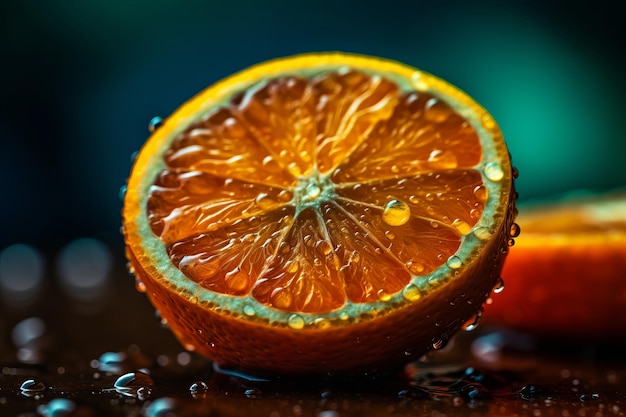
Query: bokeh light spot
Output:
[[0, 244, 45, 305], [56, 238, 113, 300]]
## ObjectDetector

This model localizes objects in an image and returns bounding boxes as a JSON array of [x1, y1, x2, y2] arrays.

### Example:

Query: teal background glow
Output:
[[1, 0, 624, 250]]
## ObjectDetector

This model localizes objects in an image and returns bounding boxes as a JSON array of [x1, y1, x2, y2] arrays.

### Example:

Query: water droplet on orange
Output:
[[452, 219, 471, 235], [447, 255, 462, 269], [492, 277, 505, 294], [402, 284, 421, 301], [288, 314, 305, 330], [148, 116, 163, 133], [243, 304, 256, 316], [255, 193, 277, 210], [382, 200, 411, 226], [483, 162, 504, 182], [428, 149, 458, 169]]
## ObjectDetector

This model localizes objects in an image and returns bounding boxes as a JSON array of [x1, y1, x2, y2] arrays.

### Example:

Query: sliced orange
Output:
[[122, 52, 517, 375], [484, 190, 626, 340]]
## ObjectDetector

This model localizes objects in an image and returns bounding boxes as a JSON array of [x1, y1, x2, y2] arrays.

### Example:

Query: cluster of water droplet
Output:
[[4, 323, 622, 417]]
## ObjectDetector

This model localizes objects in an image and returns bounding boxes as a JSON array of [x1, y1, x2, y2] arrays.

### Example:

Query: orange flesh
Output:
[[146, 69, 486, 314]]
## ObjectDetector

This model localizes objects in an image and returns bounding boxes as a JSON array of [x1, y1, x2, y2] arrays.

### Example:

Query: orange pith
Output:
[[123, 53, 516, 374]]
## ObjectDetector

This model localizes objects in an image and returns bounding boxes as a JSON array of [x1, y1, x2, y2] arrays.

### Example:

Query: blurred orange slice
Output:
[[484, 190, 626, 340], [122, 52, 517, 375]]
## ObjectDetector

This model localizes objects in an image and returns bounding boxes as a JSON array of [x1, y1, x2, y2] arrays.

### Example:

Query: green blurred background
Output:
[[1, 0, 624, 252]]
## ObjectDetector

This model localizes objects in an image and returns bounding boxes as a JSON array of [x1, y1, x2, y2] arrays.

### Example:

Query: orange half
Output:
[[484, 190, 626, 340], [122, 53, 517, 374]]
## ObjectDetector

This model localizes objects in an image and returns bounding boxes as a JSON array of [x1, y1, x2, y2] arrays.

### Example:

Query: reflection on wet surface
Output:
[[1, 243, 625, 416]]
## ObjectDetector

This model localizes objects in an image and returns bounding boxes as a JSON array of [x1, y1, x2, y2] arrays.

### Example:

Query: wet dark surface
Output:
[[1, 248, 625, 416]]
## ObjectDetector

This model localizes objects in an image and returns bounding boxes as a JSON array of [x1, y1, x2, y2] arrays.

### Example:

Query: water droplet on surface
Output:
[[446, 255, 462, 269], [148, 116, 163, 132], [519, 384, 550, 400], [579, 393, 600, 402], [113, 371, 154, 398], [20, 379, 46, 393], [189, 381, 209, 398], [244, 388, 262, 398], [288, 314, 305, 330], [483, 162, 504, 182], [382, 200, 411, 226]]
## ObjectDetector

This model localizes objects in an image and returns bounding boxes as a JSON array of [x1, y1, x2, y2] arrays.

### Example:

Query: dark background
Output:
[[1, 0, 624, 255]]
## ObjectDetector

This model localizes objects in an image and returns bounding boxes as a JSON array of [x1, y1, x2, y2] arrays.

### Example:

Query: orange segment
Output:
[[484, 190, 626, 339], [122, 52, 517, 374]]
